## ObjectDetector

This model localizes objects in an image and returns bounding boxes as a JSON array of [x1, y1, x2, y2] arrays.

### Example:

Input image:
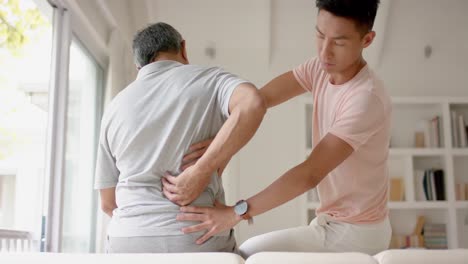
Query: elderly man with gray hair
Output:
[[94, 22, 265, 253]]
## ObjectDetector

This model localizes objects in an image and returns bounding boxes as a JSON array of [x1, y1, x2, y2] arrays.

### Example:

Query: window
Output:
[[0, 0, 105, 252], [0, 0, 53, 251]]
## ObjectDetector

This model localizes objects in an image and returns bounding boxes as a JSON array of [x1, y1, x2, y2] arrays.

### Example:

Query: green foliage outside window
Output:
[[0, 0, 49, 160], [0, 0, 48, 55]]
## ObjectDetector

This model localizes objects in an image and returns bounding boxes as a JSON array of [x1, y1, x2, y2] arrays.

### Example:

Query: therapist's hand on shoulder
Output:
[[177, 200, 242, 244]]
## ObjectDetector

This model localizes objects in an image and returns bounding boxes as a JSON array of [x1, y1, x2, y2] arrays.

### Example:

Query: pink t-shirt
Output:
[[293, 57, 391, 224]]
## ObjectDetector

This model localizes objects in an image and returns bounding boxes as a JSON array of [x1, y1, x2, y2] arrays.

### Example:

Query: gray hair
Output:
[[132, 22, 183, 68]]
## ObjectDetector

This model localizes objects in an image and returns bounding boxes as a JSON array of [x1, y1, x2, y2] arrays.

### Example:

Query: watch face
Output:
[[234, 200, 248, 216]]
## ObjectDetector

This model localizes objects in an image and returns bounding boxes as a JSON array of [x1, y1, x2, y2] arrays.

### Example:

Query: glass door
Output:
[[60, 39, 104, 253]]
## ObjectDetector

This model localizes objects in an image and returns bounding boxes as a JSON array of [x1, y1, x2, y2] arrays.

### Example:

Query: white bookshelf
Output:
[[300, 96, 468, 249]]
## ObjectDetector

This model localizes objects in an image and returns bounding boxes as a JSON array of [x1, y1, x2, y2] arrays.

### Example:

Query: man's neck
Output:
[[153, 53, 186, 65], [329, 58, 366, 85]]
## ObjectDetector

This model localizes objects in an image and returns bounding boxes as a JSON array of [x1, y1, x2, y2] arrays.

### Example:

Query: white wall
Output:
[[146, 0, 271, 84], [376, 0, 468, 96], [269, 0, 317, 74], [101, 0, 134, 46]]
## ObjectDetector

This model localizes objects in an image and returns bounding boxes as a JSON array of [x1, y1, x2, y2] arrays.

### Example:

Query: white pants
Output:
[[239, 214, 391, 258]]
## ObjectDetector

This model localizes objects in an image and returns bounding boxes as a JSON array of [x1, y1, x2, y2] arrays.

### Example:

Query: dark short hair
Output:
[[316, 0, 380, 34], [132, 22, 183, 68]]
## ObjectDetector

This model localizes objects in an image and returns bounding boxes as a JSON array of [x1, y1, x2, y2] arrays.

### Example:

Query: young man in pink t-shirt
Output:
[[162, 0, 392, 257]]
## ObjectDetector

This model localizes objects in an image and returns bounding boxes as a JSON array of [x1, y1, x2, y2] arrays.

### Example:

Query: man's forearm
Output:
[[247, 161, 319, 217], [246, 133, 354, 218], [100, 188, 117, 218], [194, 86, 266, 177]]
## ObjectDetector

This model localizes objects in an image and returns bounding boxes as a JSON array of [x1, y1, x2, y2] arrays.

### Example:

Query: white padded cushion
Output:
[[0, 252, 245, 264], [374, 249, 468, 264], [246, 252, 377, 264]]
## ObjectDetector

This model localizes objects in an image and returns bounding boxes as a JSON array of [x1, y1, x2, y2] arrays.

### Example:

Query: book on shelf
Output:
[[433, 170, 445, 201], [389, 216, 426, 249], [459, 115, 467, 147], [423, 223, 448, 249], [420, 169, 445, 201], [417, 116, 441, 148], [451, 110, 459, 147], [413, 216, 425, 236], [390, 234, 424, 249], [414, 170, 426, 201], [455, 183, 464, 200], [431, 116, 441, 147], [455, 182, 468, 200], [451, 110, 468, 148], [414, 131, 425, 148], [389, 178, 405, 201]]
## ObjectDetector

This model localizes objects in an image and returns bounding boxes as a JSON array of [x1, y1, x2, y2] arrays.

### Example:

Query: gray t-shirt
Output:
[[94, 60, 249, 237]]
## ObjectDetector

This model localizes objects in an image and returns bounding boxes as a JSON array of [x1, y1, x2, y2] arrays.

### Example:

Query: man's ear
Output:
[[362, 31, 376, 48], [181, 40, 189, 64]]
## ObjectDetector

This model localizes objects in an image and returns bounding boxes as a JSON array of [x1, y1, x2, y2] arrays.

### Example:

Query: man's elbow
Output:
[[247, 90, 267, 117]]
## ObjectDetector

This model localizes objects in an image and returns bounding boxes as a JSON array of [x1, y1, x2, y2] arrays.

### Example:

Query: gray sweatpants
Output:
[[106, 229, 238, 254]]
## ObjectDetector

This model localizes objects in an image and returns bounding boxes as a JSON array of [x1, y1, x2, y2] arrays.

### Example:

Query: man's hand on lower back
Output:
[[162, 166, 212, 206]]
